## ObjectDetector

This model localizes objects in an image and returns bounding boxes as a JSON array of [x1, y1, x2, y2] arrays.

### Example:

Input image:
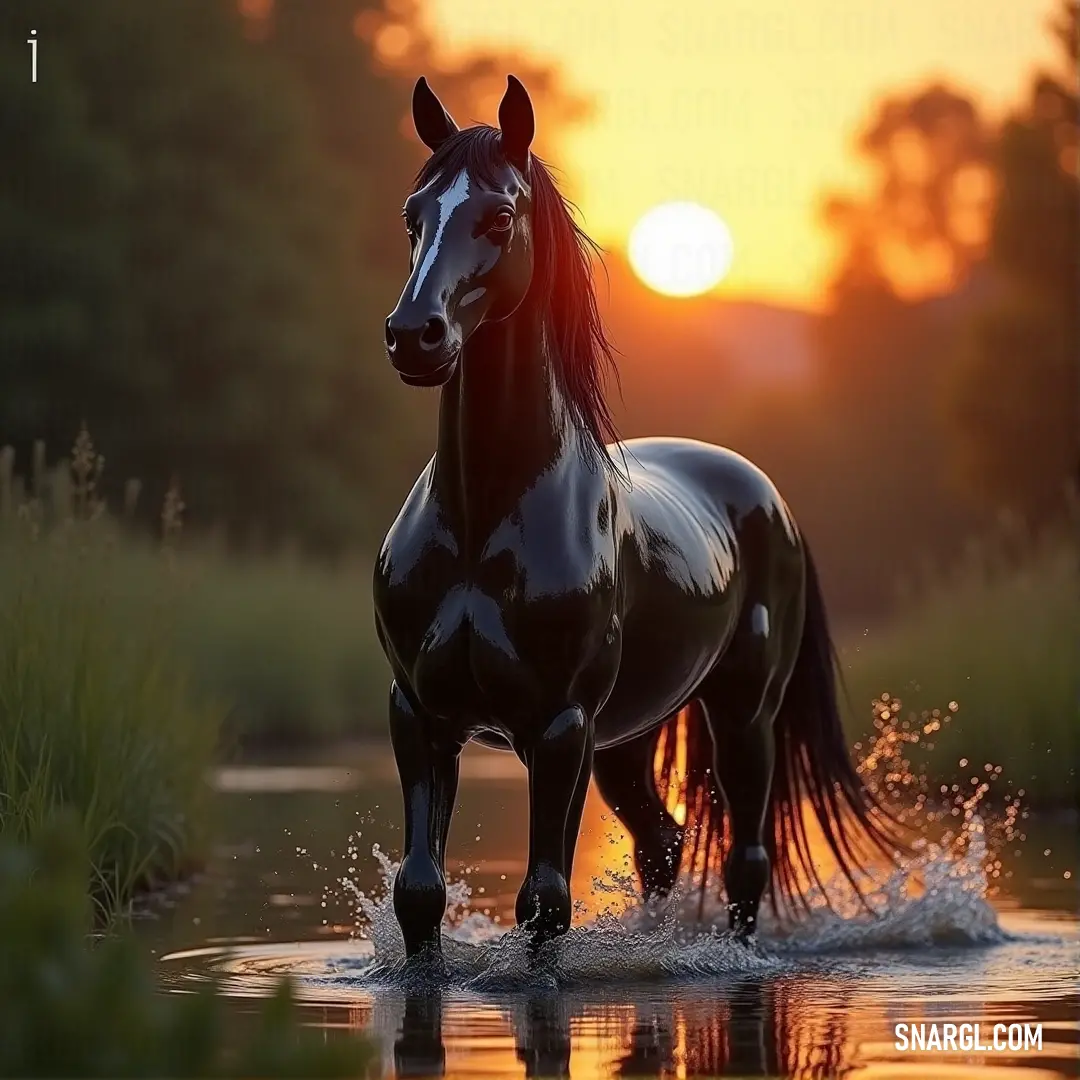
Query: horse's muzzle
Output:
[[385, 312, 460, 386]]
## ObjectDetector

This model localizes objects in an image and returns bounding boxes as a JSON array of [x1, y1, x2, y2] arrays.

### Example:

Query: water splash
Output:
[[337, 848, 786, 990], [330, 830, 1002, 991], [319, 696, 1019, 988]]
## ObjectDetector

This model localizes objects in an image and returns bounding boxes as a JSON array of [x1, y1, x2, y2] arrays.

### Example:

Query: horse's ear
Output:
[[498, 74, 534, 173], [412, 77, 459, 153]]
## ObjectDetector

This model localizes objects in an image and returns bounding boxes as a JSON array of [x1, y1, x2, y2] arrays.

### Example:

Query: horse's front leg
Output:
[[388, 681, 461, 958], [516, 705, 594, 942]]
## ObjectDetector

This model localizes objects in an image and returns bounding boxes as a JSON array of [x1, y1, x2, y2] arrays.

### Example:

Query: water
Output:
[[144, 744, 1079, 1078]]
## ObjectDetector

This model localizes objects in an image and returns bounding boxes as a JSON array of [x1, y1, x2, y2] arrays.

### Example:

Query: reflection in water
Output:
[[368, 974, 1080, 1079], [513, 994, 572, 1078], [395, 992, 445, 1077], [612, 982, 788, 1079], [615, 1010, 674, 1078], [380, 978, 853, 1079]]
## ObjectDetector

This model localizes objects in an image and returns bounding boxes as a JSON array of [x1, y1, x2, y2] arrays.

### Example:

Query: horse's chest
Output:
[[417, 582, 534, 713], [376, 548, 613, 724]]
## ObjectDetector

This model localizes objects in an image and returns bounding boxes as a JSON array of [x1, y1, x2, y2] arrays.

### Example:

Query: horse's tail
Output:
[[656, 544, 904, 916], [762, 544, 905, 910]]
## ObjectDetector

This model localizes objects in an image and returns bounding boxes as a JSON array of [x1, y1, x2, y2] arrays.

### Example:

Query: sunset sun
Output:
[[628, 202, 735, 297]]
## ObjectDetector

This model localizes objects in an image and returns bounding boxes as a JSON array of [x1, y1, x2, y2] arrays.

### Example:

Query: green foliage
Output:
[[171, 548, 386, 746], [0, 438, 386, 754], [84, 536, 387, 746], [0, 438, 223, 917], [840, 515, 1079, 807], [0, 0, 429, 550], [0, 817, 376, 1078]]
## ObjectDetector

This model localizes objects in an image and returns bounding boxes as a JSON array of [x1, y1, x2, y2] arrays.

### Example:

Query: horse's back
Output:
[[618, 437, 793, 529]]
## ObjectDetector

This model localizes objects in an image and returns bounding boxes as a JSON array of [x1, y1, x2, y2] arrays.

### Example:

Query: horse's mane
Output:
[[413, 126, 622, 472]]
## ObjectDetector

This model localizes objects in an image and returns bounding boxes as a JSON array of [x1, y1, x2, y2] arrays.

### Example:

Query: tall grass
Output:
[[0, 436, 223, 915], [171, 547, 386, 747], [12, 537, 390, 748], [839, 507, 1079, 808], [0, 438, 389, 751]]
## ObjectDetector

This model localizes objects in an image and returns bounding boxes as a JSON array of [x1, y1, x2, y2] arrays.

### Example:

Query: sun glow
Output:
[[628, 201, 735, 297]]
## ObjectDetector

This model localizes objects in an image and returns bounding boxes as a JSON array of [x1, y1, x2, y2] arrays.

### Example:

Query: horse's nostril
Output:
[[419, 317, 447, 350], [384, 319, 397, 352]]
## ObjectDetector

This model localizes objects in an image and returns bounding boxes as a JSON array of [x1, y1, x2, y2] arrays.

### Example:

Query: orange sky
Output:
[[424, 0, 1060, 309]]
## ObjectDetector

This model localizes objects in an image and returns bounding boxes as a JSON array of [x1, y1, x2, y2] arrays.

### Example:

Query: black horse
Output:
[[375, 75, 897, 957]]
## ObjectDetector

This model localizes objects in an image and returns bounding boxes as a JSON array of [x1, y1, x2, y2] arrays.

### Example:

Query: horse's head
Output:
[[385, 76, 536, 387]]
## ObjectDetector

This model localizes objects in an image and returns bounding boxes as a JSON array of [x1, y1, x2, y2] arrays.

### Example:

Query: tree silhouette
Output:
[[943, 0, 1078, 521]]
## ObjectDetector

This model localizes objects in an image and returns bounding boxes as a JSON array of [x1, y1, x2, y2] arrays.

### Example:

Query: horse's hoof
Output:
[[515, 863, 571, 937]]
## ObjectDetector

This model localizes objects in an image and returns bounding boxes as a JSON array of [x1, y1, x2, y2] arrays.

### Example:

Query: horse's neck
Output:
[[434, 310, 574, 547]]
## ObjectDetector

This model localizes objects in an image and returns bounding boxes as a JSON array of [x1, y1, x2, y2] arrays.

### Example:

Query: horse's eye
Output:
[[489, 210, 514, 233]]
